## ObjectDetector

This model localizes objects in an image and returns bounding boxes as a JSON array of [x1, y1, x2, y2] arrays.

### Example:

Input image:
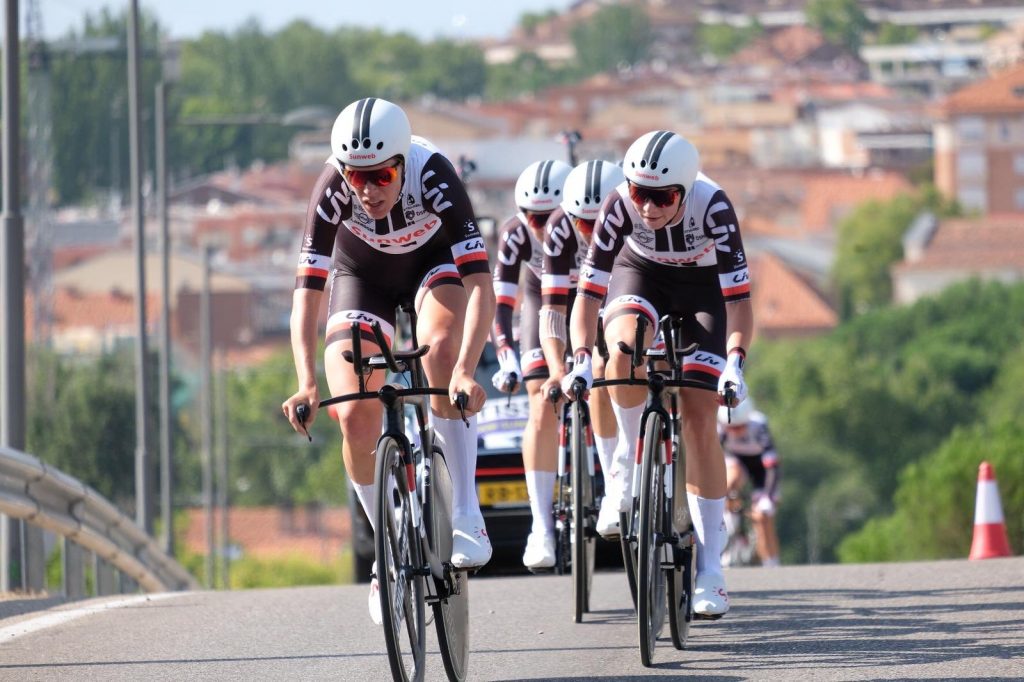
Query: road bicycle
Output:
[[593, 313, 707, 667], [548, 374, 599, 623], [722, 487, 757, 568], [299, 302, 470, 682]]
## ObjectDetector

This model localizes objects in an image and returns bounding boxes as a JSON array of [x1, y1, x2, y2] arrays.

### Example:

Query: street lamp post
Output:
[[155, 81, 174, 555], [1, 0, 26, 592]]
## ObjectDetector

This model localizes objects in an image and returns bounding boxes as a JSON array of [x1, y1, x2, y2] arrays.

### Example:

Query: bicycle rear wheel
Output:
[[571, 401, 596, 623], [426, 445, 470, 682], [637, 412, 667, 668], [375, 436, 427, 682]]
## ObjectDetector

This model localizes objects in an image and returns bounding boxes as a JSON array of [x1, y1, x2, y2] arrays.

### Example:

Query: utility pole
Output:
[[1, 0, 26, 592], [127, 0, 153, 533], [200, 244, 214, 588], [216, 354, 229, 589], [156, 81, 174, 555]]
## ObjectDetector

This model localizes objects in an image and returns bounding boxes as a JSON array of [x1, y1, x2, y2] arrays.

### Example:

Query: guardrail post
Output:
[[23, 524, 45, 592], [94, 555, 117, 596], [62, 538, 85, 598]]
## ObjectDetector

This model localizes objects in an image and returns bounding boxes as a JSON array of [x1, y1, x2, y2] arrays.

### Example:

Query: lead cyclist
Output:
[[561, 131, 754, 618], [281, 98, 496, 623]]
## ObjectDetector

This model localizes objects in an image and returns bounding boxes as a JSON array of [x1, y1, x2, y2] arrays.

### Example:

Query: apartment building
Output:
[[934, 63, 1024, 213]]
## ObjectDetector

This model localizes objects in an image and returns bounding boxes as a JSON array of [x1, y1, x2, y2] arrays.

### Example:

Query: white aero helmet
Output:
[[331, 97, 411, 168], [718, 399, 754, 427], [515, 160, 573, 212], [561, 160, 626, 220], [623, 130, 700, 200]]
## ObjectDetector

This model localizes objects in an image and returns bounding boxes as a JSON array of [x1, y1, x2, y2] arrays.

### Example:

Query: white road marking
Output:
[[0, 592, 189, 643]]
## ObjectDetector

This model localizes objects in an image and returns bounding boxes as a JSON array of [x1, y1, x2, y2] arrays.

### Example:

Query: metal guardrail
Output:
[[0, 446, 197, 593]]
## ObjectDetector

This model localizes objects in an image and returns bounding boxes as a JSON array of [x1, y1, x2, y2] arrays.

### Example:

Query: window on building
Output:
[[1016, 188, 1024, 211], [957, 150, 986, 179], [955, 116, 985, 144], [958, 186, 987, 212], [1015, 154, 1024, 176]]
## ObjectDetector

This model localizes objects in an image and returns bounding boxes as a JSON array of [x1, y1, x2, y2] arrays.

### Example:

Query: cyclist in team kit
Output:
[[719, 400, 781, 568], [537, 159, 626, 536], [281, 98, 496, 623], [561, 130, 754, 618], [490, 159, 574, 569]]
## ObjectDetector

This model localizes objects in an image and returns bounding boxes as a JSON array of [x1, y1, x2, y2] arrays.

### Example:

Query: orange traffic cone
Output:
[[968, 461, 1013, 560]]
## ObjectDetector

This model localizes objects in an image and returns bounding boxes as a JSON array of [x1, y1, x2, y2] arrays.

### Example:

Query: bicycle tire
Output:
[[571, 400, 596, 622], [620, 507, 639, 611], [637, 411, 667, 668], [668, 540, 693, 650], [374, 436, 427, 682], [426, 445, 470, 682], [554, 473, 571, 576], [668, 440, 693, 650]]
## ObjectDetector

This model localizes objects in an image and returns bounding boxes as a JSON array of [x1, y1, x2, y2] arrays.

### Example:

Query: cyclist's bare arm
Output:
[[569, 295, 601, 359], [452, 271, 496, 412], [284, 288, 322, 432], [725, 298, 754, 353]]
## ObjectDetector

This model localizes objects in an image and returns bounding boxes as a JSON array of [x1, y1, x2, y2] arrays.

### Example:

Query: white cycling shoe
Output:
[[522, 531, 556, 569], [368, 561, 383, 625], [596, 497, 624, 538], [452, 513, 493, 569], [693, 571, 730, 619]]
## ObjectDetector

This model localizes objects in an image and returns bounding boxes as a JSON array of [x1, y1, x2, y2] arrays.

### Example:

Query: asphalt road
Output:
[[0, 557, 1021, 680]]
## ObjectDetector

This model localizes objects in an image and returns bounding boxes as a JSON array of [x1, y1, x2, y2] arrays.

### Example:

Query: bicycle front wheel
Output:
[[571, 401, 596, 623], [426, 445, 470, 682], [637, 412, 667, 668], [375, 436, 427, 682]]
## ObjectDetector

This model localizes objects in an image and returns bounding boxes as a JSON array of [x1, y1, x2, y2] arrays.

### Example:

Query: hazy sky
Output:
[[42, 0, 575, 40]]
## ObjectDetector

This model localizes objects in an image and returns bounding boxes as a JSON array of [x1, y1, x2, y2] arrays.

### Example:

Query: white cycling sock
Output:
[[526, 470, 556, 535], [610, 402, 644, 499], [434, 414, 480, 518], [595, 434, 619, 495], [352, 481, 376, 533], [688, 493, 726, 575]]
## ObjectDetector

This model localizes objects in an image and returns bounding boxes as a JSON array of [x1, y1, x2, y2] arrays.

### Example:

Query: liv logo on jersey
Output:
[[422, 169, 454, 213], [316, 187, 345, 225], [498, 228, 527, 266]]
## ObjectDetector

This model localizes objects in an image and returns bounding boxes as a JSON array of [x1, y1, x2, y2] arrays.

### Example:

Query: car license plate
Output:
[[478, 480, 529, 508]]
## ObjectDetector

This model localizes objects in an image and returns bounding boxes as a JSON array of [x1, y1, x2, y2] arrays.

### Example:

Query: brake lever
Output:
[[455, 392, 470, 427], [547, 385, 561, 416], [295, 403, 312, 443], [506, 372, 519, 408]]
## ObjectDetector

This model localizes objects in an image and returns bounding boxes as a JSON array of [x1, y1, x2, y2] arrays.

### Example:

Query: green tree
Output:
[[518, 10, 558, 38], [225, 347, 344, 506], [838, 418, 1024, 562], [805, 0, 871, 53], [485, 51, 574, 99], [49, 8, 163, 204], [570, 3, 651, 75], [832, 188, 960, 319], [748, 280, 1024, 563], [697, 21, 764, 60], [24, 348, 200, 513], [874, 23, 919, 46]]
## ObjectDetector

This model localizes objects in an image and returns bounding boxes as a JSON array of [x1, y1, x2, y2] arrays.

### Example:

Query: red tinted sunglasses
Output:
[[525, 211, 553, 230], [344, 163, 401, 190], [627, 182, 680, 208]]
